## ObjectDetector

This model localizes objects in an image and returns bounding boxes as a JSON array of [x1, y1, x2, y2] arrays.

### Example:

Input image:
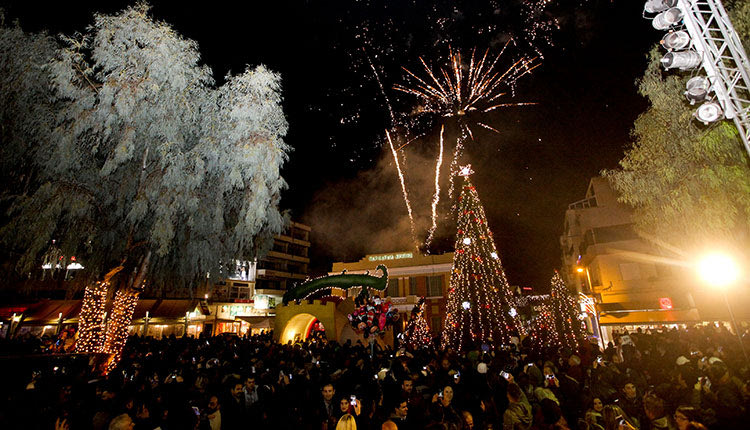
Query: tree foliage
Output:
[[603, 2, 750, 254], [0, 4, 290, 295]]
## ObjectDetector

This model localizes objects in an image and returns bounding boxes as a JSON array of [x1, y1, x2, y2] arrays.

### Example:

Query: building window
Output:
[[409, 277, 418, 295], [387, 278, 399, 297], [427, 276, 443, 297], [229, 284, 251, 300], [431, 316, 442, 332]]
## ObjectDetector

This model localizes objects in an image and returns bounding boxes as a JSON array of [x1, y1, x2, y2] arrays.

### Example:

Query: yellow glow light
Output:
[[698, 253, 740, 288]]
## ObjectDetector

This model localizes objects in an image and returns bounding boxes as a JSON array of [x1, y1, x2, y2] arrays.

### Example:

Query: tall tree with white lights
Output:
[[0, 5, 289, 368], [549, 271, 583, 351], [442, 166, 519, 351]]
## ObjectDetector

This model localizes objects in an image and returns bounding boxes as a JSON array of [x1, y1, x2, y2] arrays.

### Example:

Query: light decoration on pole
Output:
[[441, 165, 519, 351], [76, 281, 109, 353], [549, 271, 584, 351], [403, 297, 432, 350]]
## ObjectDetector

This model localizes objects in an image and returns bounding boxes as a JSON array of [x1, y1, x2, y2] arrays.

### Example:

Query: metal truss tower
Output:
[[676, 0, 750, 155]]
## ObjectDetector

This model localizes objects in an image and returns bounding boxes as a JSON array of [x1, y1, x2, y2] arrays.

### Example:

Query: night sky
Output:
[[3, 1, 657, 291]]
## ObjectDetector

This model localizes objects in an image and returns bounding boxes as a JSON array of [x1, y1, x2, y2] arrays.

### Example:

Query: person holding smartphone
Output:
[[430, 385, 461, 429]]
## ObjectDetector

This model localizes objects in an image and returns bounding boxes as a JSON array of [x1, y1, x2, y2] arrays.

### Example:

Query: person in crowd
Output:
[[600, 405, 635, 430], [317, 383, 339, 430], [583, 398, 604, 430], [430, 384, 461, 429], [643, 394, 676, 430], [204, 395, 221, 430], [698, 359, 745, 427], [108, 413, 135, 430], [672, 406, 702, 430], [3, 324, 749, 430], [243, 375, 259, 409], [460, 410, 474, 430], [388, 396, 410, 430], [337, 413, 358, 430], [615, 382, 643, 428], [220, 377, 244, 429], [381, 421, 398, 430], [503, 382, 531, 430]]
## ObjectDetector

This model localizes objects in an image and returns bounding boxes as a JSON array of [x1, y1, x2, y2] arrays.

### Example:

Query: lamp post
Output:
[[698, 253, 748, 363]]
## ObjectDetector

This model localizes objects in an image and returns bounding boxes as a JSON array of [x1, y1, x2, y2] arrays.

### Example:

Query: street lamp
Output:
[[697, 253, 748, 363]]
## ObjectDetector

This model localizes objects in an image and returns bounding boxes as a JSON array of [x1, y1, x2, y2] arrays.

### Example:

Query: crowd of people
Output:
[[1, 323, 749, 430]]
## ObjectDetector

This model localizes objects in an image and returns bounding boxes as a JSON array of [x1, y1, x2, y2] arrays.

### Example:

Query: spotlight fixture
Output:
[[695, 101, 723, 124], [685, 76, 710, 105], [644, 0, 678, 14], [661, 30, 691, 51], [661, 50, 701, 70], [653, 7, 684, 30]]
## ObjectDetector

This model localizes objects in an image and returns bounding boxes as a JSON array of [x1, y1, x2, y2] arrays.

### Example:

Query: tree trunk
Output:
[[102, 251, 150, 372], [75, 266, 123, 353]]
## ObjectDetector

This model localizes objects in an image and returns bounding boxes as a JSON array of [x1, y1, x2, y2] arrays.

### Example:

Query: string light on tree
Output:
[[527, 301, 559, 356], [549, 271, 584, 351], [442, 165, 520, 351], [76, 281, 109, 353], [103, 288, 140, 372], [403, 297, 432, 350]]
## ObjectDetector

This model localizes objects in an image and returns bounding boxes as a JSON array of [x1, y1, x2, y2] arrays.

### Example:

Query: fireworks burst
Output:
[[394, 41, 539, 138], [392, 42, 540, 249]]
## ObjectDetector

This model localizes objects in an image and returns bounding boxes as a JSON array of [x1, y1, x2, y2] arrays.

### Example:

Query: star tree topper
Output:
[[458, 164, 474, 177]]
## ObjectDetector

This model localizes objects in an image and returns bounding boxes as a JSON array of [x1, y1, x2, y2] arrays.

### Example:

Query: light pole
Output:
[[698, 253, 748, 363]]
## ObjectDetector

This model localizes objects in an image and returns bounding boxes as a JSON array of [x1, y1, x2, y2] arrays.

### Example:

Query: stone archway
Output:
[[279, 313, 319, 343], [274, 300, 340, 343]]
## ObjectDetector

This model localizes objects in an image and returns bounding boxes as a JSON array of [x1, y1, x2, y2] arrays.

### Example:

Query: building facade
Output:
[[202, 221, 311, 335], [560, 178, 702, 342], [331, 251, 454, 333]]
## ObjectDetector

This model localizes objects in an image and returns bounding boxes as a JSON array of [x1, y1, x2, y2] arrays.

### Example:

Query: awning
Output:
[[21, 300, 81, 324], [131, 299, 197, 322], [598, 308, 701, 325], [234, 316, 272, 328], [0, 305, 30, 319]]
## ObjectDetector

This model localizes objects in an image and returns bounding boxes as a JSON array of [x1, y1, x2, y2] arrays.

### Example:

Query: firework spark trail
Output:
[[387, 130, 419, 250], [425, 125, 445, 248], [362, 47, 396, 125]]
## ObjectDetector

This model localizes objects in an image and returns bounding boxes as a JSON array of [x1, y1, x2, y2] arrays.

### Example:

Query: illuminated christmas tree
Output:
[[527, 300, 558, 355], [403, 298, 432, 350], [549, 271, 583, 351], [442, 165, 519, 351]]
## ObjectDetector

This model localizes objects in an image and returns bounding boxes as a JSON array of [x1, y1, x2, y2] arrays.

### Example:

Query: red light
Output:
[[659, 297, 673, 310]]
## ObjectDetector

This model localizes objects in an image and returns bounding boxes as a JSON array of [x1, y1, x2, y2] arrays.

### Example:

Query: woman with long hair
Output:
[[601, 405, 638, 430]]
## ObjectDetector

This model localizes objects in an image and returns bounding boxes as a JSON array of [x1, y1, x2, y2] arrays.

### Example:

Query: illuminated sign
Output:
[[659, 297, 673, 310], [368, 252, 413, 262]]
